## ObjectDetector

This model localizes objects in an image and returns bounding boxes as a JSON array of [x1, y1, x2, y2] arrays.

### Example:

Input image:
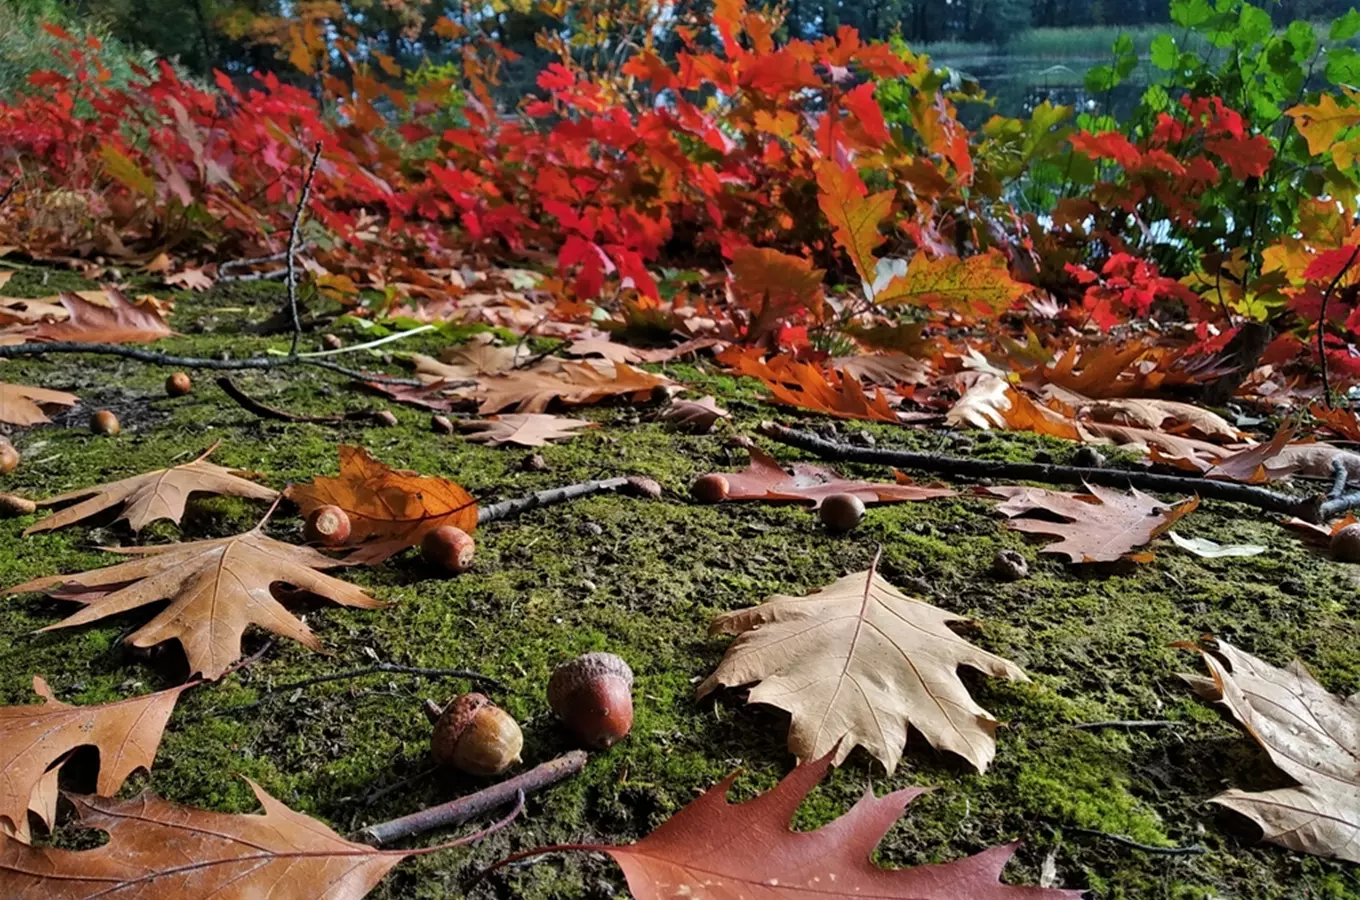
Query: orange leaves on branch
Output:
[[990, 484, 1199, 563], [728, 246, 825, 342], [0, 382, 78, 426], [815, 161, 893, 288], [513, 753, 1078, 900], [285, 445, 478, 564], [699, 447, 953, 508], [0, 678, 188, 843], [875, 250, 1028, 316]]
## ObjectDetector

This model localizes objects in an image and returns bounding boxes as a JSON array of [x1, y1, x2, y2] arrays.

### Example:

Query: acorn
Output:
[[165, 372, 192, 396], [321, 333, 344, 351], [0, 439, 18, 474], [373, 410, 398, 427], [90, 410, 120, 435], [818, 493, 865, 533], [691, 473, 729, 503], [548, 652, 634, 749], [624, 476, 662, 500], [422, 525, 475, 573], [1331, 523, 1360, 563], [426, 692, 523, 776], [304, 505, 351, 546], [431, 414, 455, 435], [0, 493, 36, 517]]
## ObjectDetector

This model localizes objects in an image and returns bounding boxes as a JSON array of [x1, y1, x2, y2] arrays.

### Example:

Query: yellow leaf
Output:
[[100, 145, 155, 198], [876, 249, 1027, 314]]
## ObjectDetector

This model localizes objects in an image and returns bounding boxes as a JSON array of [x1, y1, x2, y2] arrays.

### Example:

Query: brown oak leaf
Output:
[[500, 753, 1079, 899], [989, 483, 1199, 562], [8, 521, 380, 680], [25, 445, 279, 535], [285, 445, 478, 563], [474, 360, 670, 415], [458, 414, 595, 447], [657, 396, 729, 433], [0, 678, 188, 844], [702, 447, 954, 508], [698, 556, 1027, 773], [0, 382, 79, 426], [1080, 398, 1240, 442], [1181, 638, 1360, 863], [31, 288, 173, 344]]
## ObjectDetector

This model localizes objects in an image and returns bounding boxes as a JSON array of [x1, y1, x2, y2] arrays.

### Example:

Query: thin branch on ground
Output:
[[212, 663, 505, 715], [296, 323, 436, 358], [1317, 242, 1360, 408], [217, 267, 287, 284], [217, 376, 387, 424], [1071, 719, 1185, 730], [1066, 826, 1206, 856], [358, 752, 587, 846], [219, 250, 289, 274], [757, 421, 1329, 522], [287, 142, 323, 356], [477, 476, 659, 525]]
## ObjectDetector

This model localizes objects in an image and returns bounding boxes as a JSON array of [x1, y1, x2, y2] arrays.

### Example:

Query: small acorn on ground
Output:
[[90, 410, 120, 435], [422, 525, 476, 573], [426, 693, 523, 776], [431, 415, 454, 434], [818, 493, 866, 533], [0, 439, 18, 474], [991, 549, 1029, 581], [372, 410, 398, 427], [165, 372, 192, 396], [304, 505, 352, 546], [691, 473, 729, 503], [0, 493, 36, 517], [548, 652, 634, 749], [1331, 523, 1360, 562]]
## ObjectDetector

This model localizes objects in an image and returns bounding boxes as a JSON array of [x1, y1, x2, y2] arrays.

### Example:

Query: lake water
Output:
[[929, 52, 1148, 126]]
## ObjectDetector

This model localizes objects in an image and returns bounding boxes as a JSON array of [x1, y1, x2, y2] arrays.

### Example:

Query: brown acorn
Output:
[[818, 493, 865, 533], [431, 414, 455, 435], [548, 652, 634, 749], [304, 505, 351, 546], [1332, 523, 1360, 563], [427, 693, 523, 776], [422, 525, 475, 573], [0, 493, 36, 517], [0, 438, 18, 475], [691, 473, 729, 503], [165, 372, 192, 396], [373, 410, 398, 427], [90, 410, 120, 435]]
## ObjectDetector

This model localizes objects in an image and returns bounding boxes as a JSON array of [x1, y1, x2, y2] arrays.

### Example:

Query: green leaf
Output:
[[1284, 20, 1315, 62], [1084, 65, 1117, 93], [1332, 9, 1360, 42], [1150, 35, 1178, 70], [1236, 5, 1272, 46], [1171, 0, 1212, 29], [1141, 83, 1171, 113], [1326, 47, 1360, 87], [100, 144, 156, 198]]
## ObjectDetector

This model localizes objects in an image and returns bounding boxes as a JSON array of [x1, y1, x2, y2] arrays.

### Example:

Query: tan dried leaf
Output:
[[458, 414, 595, 447], [697, 556, 1027, 774], [657, 396, 729, 433], [431, 334, 523, 378], [990, 483, 1199, 562], [26, 446, 279, 535], [474, 360, 670, 414], [833, 353, 932, 386], [1181, 638, 1360, 863], [7, 523, 379, 680], [0, 383, 79, 426], [0, 677, 188, 843], [1080, 398, 1239, 442], [32, 289, 172, 344], [703, 447, 954, 508]]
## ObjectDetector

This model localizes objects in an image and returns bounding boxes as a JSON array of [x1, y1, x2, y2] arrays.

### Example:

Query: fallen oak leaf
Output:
[[656, 396, 729, 433], [702, 447, 954, 508], [698, 552, 1028, 774], [491, 752, 1078, 900], [0, 382, 79, 426], [7, 513, 380, 680], [1080, 398, 1240, 442], [458, 414, 595, 447], [0, 677, 188, 843], [473, 360, 671, 415], [832, 353, 932, 387], [361, 379, 465, 412], [723, 351, 901, 424], [989, 483, 1199, 562], [285, 445, 478, 564], [25, 444, 279, 535], [1180, 637, 1360, 863], [31, 288, 173, 344]]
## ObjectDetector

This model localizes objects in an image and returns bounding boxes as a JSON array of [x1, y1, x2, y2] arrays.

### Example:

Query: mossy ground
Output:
[[2, 264, 1359, 899]]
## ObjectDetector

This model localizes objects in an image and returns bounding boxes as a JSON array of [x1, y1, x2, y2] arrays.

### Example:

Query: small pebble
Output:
[[852, 430, 876, 447], [991, 549, 1029, 581], [1072, 446, 1106, 468], [372, 410, 398, 427], [581, 580, 597, 592], [322, 334, 344, 350], [578, 521, 604, 537], [522, 454, 549, 471]]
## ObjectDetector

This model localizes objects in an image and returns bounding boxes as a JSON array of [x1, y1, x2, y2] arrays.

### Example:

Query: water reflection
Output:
[[930, 53, 1148, 126]]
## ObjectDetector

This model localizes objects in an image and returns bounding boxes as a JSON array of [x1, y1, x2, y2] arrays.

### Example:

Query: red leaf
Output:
[[1070, 130, 1141, 169], [1204, 134, 1273, 179]]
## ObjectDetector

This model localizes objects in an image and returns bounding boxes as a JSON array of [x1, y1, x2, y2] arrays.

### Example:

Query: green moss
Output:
[[2, 273, 1360, 898]]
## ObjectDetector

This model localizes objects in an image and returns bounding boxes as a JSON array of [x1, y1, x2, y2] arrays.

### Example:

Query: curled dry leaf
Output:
[[285, 445, 478, 564], [1181, 638, 1360, 863], [989, 483, 1199, 562], [458, 413, 595, 447], [0, 382, 79, 426], [698, 555, 1028, 774], [703, 447, 954, 508], [25, 444, 279, 534], [0, 781, 423, 898], [508, 752, 1078, 900], [831, 353, 932, 387], [1080, 398, 1240, 442], [0, 677, 188, 843], [657, 396, 729, 433], [30, 288, 173, 344], [7, 520, 380, 680]]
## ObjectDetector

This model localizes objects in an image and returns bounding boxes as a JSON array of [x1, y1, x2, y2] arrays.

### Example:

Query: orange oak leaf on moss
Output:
[[0, 678, 188, 844], [702, 447, 953, 508], [990, 484, 1199, 562], [285, 445, 478, 563], [31, 288, 173, 344], [0, 781, 436, 898], [719, 349, 900, 423], [0, 382, 78, 426], [495, 753, 1080, 900]]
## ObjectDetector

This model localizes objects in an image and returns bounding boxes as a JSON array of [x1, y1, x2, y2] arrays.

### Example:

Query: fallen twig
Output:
[[297, 323, 436, 359], [758, 422, 1328, 522], [1071, 719, 1184, 730], [217, 376, 384, 425], [213, 663, 505, 715], [287, 142, 323, 355], [477, 476, 660, 525], [1066, 826, 1206, 856], [358, 751, 588, 846], [217, 267, 287, 283]]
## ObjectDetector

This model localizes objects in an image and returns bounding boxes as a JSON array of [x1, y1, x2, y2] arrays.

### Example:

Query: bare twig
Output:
[[758, 422, 1328, 522], [1317, 243, 1360, 408], [213, 663, 505, 715], [1071, 719, 1184, 730], [477, 477, 657, 525], [217, 267, 287, 284], [287, 142, 323, 356], [1066, 826, 1206, 856], [358, 752, 587, 846], [217, 376, 384, 424], [298, 324, 436, 358], [219, 251, 289, 274]]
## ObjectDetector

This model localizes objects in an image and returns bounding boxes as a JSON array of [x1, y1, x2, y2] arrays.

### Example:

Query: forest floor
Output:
[[2, 264, 1359, 900]]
